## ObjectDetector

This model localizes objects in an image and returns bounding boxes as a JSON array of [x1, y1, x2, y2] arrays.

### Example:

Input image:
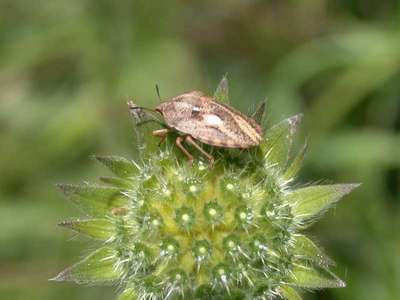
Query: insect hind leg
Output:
[[176, 136, 194, 165], [185, 135, 215, 165]]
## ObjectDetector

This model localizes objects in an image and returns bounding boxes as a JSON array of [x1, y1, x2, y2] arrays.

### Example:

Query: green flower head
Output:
[[52, 76, 359, 300]]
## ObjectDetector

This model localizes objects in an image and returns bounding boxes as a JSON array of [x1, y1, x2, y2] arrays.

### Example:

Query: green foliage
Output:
[[283, 143, 307, 182], [57, 184, 128, 216], [51, 247, 120, 284], [58, 219, 115, 241], [292, 235, 335, 267], [279, 286, 302, 300], [261, 114, 303, 170], [290, 265, 345, 289], [54, 78, 357, 299], [93, 156, 140, 178], [288, 184, 360, 226]]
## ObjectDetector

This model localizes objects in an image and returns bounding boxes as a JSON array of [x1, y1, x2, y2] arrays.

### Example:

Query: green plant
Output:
[[52, 78, 359, 300]]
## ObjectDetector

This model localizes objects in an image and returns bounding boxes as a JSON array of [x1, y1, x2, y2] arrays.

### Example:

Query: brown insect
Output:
[[128, 91, 264, 165]]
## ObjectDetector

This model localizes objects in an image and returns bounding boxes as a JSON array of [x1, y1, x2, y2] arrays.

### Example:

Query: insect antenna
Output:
[[155, 84, 162, 102], [127, 101, 155, 112]]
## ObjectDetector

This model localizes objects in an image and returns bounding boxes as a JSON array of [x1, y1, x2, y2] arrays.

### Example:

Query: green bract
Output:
[[53, 78, 359, 300]]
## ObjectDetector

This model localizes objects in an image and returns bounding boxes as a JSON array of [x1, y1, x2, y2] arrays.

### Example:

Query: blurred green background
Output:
[[0, 1, 399, 299]]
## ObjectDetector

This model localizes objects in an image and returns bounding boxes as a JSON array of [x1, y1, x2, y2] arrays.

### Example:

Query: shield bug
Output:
[[128, 90, 265, 165]]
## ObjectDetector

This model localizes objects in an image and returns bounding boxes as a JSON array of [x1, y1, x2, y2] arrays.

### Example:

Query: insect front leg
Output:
[[152, 128, 170, 145], [176, 136, 194, 165], [185, 135, 215, 165]]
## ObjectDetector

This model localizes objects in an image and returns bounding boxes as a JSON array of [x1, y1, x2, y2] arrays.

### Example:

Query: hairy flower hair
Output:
[[52, 77, 359, 300]]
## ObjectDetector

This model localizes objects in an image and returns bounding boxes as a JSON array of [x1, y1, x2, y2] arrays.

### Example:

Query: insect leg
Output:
[[176, 136, 194, 165], [185, 135, 215, 165], [152, 128, 170, 145]]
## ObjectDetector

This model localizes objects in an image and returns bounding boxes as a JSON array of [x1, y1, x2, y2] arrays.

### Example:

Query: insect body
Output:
[[128, 91, 264, 165]]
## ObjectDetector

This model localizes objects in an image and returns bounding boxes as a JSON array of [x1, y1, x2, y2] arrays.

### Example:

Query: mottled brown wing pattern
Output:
[[174, 118, 246, 148], [201, 96, 262, 147]]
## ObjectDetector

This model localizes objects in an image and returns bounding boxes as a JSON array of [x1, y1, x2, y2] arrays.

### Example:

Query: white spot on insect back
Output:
[[203, 114, 223, 126]]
